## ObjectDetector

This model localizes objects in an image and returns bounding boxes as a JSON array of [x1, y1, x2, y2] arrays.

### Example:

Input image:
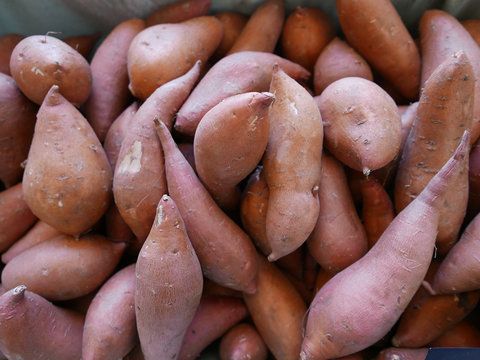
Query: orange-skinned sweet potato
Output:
[[214, 12, 248, 58], [220, 323, 268, 360], [146, 0, 211, 27], [429, 320, 480, 347], [0, 34, 23, 75], [63, 33, 99, 59], [462, 19, 480, 45]]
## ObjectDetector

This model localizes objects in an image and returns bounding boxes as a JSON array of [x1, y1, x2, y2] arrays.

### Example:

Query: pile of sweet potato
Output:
[[1, 0, 480, 359]]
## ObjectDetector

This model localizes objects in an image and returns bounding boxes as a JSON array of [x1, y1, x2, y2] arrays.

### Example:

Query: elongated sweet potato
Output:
[[281, 7, 334, 71], [300, 132, 470, 359], [136, 195, 203, 360], [64, 33, 99, 59], [214, 12, 248, 58], [194, 92, 273, 210], [395, 53, 473, 254], [84, 19, 145, 142], [175, 51, 310, 137], [0, 183, 36, 253], [0, 73, 36, 188], [317, 77, 401, 174], [2, 234, 125, 301], [377, 348, 427, 360], [429, 320, 480, 347], [146, 0, 211, 26], [179, 296, 248, 360], [155, 120, 258, 293], [23, 86, 112, 235], [307, 154, 368, 273], [244, 256, 306, 360], [114, 63, 200, 243], [264, 67, 322, 261], [0, 286, 84, 359], [337, 0, 420, 99], [83, 264, 136, 360], [220, 323, 268, 360], [462, 19, 480, 45], [128, 17, 222, 100], [313, 37, 373, 95], [228, 0, 284, 55], [0, 34, 23, 75]]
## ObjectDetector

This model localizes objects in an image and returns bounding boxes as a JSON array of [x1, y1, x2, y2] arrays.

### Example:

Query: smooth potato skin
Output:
[[1, 234, 125, 301], [307, 154, 368, 273], [377, 348, 427, 360], [0, 286, 84, 360], [214, 12, 247, 58], [317, 77, 401, 173], [128, 17, 222, 100], [220, 323, 268, 360], [313, 37, 373, 95], [0, 34, 23, 75], [83, 264, 136, 360], [462, 19, 480, 45], [146, 0, 211, 26], [63, 33, 99, 59], [337, 0, 420, 99], [10, 35, 91, 105], [429, 321, 480, 347], [84, 19, 145, 142], [0, 183, 36, 253], [0, 73, 36, 188]]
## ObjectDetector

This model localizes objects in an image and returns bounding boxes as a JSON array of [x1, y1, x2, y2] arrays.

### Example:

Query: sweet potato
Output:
[[84, 19, 145, 142], [337, 0, 420, 99], [59, 291, 96, 315], [307, 154, 368, 273], [0, 34, 23, 75], [0, 183, 36, 253], [63, 33, 99, 59], [82, 264, 136, 360], [264, 67, 322, 261], [1, 221, 60, 263], [1, 234, 125, 301], [10, 35, 91, 105], [155, 120, 258, 293], [145, 0, 211, 27], [317, 77, 401, 174], [377, 348, 427, 360], [420, 10, 480, 143], [395, 53, 473, 254], [179, 296, 248, 360], [0, 286, 84, 360], [194, 92, 273, 210], [114, 63, 200, 243], [227, 0, 284, 55], [0, 73, 36, 188], [175, 51, 310, 137], [136, 195, 203, 360], [244, 256, 306, 360], [300, 132, 470, 359], [220, 323, 268, 360], [429, 320, 480, 347], [23, 86, 112, 235], [281, 7, 334, 71], [314, 269, 333, 293], [203, 279, 242, 299], [214, 12, 248, 58], [127, 17, 222, 100], [462, 19, 480, 45], [313, 37, 373, 95]]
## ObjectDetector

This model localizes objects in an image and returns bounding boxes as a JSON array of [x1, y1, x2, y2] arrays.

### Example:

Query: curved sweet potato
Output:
[[146, 0, 211, 26], [220, 323, 268, 360], [0, 34, 23, 75], [64, 33, 99, 59], [462, 19, 480, 45], [377, 348, 427, 360], [429, 320, 480, 347], [1, 234, 125, 301], [214, 12, 248, 58]]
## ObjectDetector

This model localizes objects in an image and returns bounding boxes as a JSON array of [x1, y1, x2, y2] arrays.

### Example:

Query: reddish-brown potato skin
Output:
[[395, 53, 473, 254], [128, 17, 222, 100], [314, 269, 333, 293], [313, 37, 373, 95], [10, 35, 91, 105], [22, 86, 112, 235], [179, 296, 248, 360], [337, 0, 420, 100], [462, 19, 480, 45], [214, 12, 248, 58], [136, 195, 203, 360], [0, 286, 84, 360], [317, 77, 402, 173], [0, 34, 23, 75], [244, 256, 306, 360], [220, 323, 268, 360], [1, 234, 125, 301], [281, 7, 334, 71], [0, 183, 36, 253], [0, 73, 36, 188], [1, 221, 60, 263], [468, 140, 480, 215], [377, 348, 428, 360], [300, 134, 470, 359], [146, 0, 211, 27], [194, 92, 273, 211], [114, 63, 200, 243], [156, 120, 259, 294], [59, 291, 96, 315], [227, 0, 284, 55], [308, 154, 368, 273], [63, 33, 99, 59], [83, 264, 136, 360], [429, 321, 480, 347], [203, 279, 242, 299], [84, 19, 145, 142], [420, 10, 480, 143], [175, 51, 310, 137]]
